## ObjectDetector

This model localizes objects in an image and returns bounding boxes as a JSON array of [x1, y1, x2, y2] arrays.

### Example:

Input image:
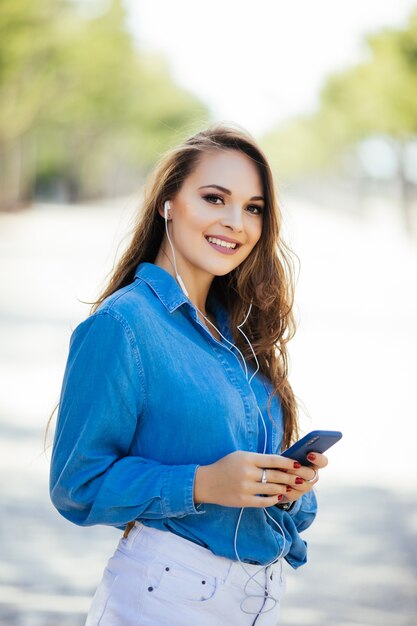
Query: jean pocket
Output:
[[85, 568, 118, 626], [146, 558, 219, 605]]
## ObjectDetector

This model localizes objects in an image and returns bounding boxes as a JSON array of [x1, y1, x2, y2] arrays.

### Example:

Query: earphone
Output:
[[164, 201, 189, 298], [163, 200, 287, 621]]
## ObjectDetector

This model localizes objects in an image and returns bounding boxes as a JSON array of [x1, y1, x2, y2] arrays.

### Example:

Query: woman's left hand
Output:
[[279, 451, 328, 504]]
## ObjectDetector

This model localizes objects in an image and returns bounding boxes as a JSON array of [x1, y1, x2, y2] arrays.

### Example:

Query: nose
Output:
[[220, 204, 244, 232]]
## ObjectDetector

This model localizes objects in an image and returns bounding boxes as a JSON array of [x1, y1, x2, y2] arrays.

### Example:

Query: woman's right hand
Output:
[[193, 450, 317, 508]]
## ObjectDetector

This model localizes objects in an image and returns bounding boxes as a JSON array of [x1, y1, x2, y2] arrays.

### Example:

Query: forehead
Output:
[[184, 149, 263, 196]]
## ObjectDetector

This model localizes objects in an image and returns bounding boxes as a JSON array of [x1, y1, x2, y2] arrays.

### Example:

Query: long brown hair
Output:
[[45, 123, 299, 448], [47, 122, 300, 450]]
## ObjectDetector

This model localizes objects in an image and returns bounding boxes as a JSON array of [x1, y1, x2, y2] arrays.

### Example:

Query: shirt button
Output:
[[147, 586, 154, 592]]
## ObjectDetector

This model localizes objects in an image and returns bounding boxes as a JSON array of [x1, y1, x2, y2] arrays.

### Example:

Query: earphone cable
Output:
[[163, 204, 287, 618]]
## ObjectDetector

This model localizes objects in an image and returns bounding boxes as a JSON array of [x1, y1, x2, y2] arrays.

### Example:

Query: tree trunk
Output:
[[0, 136, 34, 212], [397, 139, 415, 236]]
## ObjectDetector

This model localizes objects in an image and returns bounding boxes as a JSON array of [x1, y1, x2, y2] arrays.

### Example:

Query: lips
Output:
[[205, 235, 242, 245], [204, 236, 242, 255]]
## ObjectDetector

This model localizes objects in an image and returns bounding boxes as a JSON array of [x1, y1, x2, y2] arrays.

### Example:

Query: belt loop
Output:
[[222, 559, 236, 587], [123, 521, 135, 539]]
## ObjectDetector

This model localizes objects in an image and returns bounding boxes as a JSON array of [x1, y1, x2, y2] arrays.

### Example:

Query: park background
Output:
[[1, 1, 417, 624]]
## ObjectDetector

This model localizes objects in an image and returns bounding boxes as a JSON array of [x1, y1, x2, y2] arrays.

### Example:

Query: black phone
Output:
[[281, 430, 343, 466]]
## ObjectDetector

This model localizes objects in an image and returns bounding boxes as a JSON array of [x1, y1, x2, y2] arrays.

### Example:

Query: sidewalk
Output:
[[1, 198, 416, 625], [0, 471, 416, 625]]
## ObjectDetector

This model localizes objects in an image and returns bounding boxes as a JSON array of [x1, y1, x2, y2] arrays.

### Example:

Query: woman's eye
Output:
[[203, 194, 223, 205], [247, 205, 263, 215], [203, 194, 263, 215]]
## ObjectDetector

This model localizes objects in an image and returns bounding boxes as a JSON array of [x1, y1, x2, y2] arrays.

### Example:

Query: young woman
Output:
[[49, 123, 328, 626]]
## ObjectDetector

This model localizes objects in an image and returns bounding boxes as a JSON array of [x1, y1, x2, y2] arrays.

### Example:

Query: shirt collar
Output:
[[134, 262, 189, 313], [134, 261, 234, 343]]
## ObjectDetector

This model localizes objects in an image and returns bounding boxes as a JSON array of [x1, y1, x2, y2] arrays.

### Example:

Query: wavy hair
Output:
[[46, 122, 300, 450], [91, 123, 298, 447]]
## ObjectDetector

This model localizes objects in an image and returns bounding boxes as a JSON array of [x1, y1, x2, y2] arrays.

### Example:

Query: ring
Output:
[[261, 469, 267, 484], [306, 469, 318, 483]]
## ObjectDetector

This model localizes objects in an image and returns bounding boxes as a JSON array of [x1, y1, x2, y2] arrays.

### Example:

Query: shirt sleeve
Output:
[[282, 489, 318, 569], [286, 489, 318, 531], [49, 310, 205, 528], [267, 489, 318, 569]]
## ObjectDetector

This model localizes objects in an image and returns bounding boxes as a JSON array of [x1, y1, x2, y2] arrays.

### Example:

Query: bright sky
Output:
[[126, 0, 416, 136]]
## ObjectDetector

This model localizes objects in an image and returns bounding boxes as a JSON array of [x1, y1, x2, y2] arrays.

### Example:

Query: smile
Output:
[[205, 236, 241, 255]]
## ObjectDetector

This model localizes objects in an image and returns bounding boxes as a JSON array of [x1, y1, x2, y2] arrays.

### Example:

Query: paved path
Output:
[[1, 198, 416, 625], [1, 473, 416, 625]]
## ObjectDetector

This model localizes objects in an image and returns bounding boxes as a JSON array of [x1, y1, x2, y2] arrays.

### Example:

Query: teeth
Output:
[[207, 236, 237, 249]]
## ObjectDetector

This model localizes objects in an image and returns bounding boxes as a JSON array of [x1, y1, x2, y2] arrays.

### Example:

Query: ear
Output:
[[158, 200, 171, 220]]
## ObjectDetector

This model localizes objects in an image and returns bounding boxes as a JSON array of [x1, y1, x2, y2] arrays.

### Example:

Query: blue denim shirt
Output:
[[50, 261, 317, 568]]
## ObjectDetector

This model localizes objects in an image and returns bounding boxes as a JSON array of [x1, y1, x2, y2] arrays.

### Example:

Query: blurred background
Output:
[[1, 1, 416, 624]]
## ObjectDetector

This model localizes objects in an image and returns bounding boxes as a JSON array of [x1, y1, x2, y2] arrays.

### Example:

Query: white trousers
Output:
[[85, 521, 286, 626]]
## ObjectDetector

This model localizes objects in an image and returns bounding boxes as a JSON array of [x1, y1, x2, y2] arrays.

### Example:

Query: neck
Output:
[[154, 245, 214, 313]]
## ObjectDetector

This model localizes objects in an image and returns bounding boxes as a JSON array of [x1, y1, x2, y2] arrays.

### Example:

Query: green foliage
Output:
[[262, 6, 417, 179], [0, 0, 69, 140], [0, 0, 210, 206]]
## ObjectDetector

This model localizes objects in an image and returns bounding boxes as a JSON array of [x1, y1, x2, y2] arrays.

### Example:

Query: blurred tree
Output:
[[262, 7, 417, 231], [319, 14, 417, 230], [0, 0, 209, 210], [0, 0, 70, 209]]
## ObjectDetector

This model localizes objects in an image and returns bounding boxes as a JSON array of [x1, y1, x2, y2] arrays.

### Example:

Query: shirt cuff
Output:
[[287, 498, 302, 517], [161, 464, 206, 517]]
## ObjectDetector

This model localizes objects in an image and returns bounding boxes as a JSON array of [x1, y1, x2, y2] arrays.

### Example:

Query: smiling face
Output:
[[158, 149, 264, 283]]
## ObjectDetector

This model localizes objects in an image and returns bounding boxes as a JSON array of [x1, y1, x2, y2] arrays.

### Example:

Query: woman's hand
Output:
[[193, 450, 328, 508], [279, 451, 328, 505]]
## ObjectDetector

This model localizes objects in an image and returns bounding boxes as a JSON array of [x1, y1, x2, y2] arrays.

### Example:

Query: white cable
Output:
[[164, 201, 189, 298], [163, 207, 287, 619]]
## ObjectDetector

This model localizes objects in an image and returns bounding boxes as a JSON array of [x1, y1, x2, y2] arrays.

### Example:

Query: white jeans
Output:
[[85, 521, 286, 626]]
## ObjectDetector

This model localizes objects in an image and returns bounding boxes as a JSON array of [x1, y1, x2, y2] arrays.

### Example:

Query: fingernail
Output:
[[286, 486, 292, 492], [293, 461, 301, 469], [307, 453, 316, 461], [295, 477, 304, 485], [277, 494, 283, 501]]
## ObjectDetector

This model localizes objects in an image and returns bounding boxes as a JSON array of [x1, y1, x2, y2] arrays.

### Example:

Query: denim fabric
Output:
[[50, 262, 317, 568]]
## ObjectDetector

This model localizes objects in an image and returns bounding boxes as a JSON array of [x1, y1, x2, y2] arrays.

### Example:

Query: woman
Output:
[[49, 122, 328, 626]]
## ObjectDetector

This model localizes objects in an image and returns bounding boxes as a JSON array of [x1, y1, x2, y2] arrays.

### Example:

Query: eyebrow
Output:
[[198, 184, 265, 202]]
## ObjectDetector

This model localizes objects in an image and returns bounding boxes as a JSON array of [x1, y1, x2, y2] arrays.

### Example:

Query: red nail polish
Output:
[[277, 494, 283, 501], [286, 486, 292, 492], [307, 453, 316, 461], [293, 461, 301, 469], [295, 477, 304, 485]]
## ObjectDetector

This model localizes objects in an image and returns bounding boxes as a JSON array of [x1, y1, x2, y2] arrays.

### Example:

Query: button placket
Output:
[[186, 303, 266, 452], [210, 343, 260, 452]]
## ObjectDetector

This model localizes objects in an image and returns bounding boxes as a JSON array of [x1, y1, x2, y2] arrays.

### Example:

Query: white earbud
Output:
[[164, 200, 170, 220], [163, 199, 189, 298]]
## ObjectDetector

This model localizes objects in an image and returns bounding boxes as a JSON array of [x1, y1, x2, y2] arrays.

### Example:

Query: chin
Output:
[[208, 263, 240, 277], [188, 253, 242, 277]]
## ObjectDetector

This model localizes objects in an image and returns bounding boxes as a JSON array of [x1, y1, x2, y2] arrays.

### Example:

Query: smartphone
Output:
[[281, 430, 343, 466]]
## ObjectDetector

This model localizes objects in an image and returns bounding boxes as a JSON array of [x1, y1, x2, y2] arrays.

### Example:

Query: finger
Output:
[[259, 468, 311, 488], [284, 474, 320, 499], [285, 452, 329, 475], [304, 469, 319, 485], [247, 494, 285, 508], [252, 452, 302, 472], [286, 466, 319, 482], [283, 473, 318, 492], [306, 452, 328, 468], [256, 482, 289, 497]]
